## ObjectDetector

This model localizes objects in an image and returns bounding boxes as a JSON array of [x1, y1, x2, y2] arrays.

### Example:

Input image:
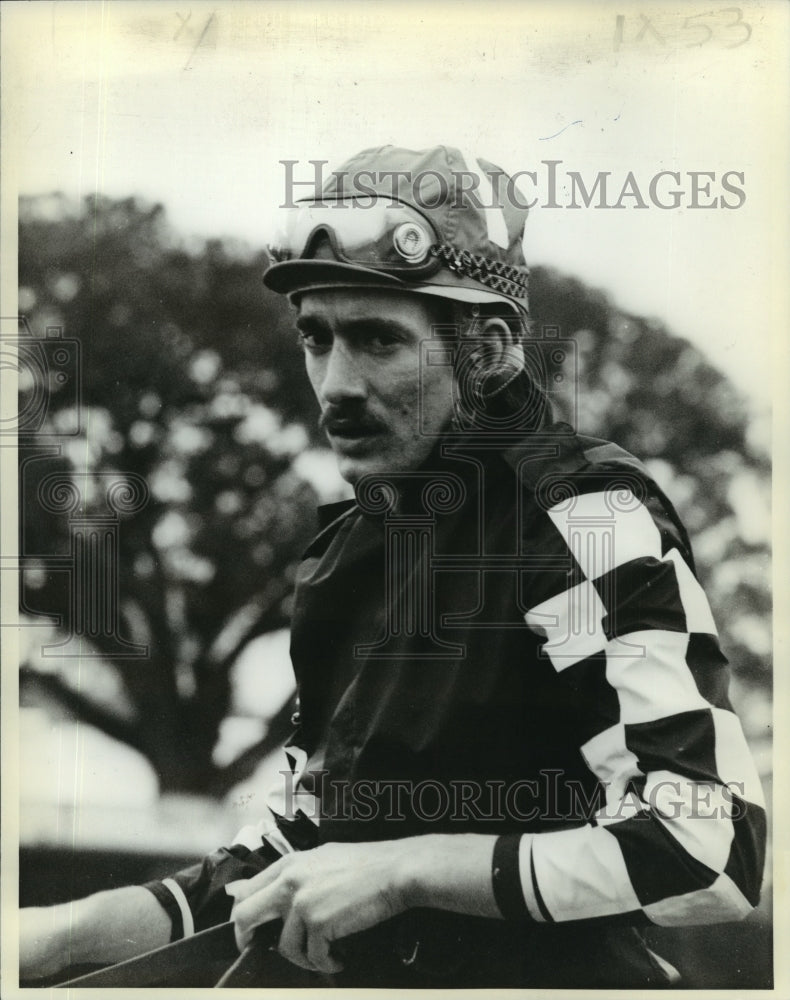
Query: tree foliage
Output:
[[17, 194, 771, 795]]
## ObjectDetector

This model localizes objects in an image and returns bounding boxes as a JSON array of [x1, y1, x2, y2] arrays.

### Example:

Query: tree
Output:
[[18, 194, 321, 794]]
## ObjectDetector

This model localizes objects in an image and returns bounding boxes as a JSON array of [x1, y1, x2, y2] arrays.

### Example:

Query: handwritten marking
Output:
[[721, 6, 752, 47], [184, 11, 216, 70], [539, 120, 583, 142], [613, 8, 751, 50], [173, 11, 192, 41]]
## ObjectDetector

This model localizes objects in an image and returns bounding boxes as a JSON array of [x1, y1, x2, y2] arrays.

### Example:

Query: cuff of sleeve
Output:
[[142, 879, 195, 942], [492, 833, 532, 921], [517, 834, 552, 922]]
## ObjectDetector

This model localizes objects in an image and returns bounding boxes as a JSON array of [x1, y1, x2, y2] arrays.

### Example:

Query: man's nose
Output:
[[320, 342, 367, 405]]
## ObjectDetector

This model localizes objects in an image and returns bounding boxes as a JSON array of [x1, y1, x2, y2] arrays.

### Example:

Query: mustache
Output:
[[319, 405, 386, 435]]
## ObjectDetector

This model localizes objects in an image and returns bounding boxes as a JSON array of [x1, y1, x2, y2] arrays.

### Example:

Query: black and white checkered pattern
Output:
[[517, 469, 765, 926], [145, 431, 765, 946]]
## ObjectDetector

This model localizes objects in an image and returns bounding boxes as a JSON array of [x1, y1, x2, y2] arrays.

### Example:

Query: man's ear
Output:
[[476, 316, 525, 373], [477, 317, 514, 362]]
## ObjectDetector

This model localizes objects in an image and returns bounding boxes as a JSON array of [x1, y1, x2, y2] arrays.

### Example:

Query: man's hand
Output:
[[227, 840, 412, 974]]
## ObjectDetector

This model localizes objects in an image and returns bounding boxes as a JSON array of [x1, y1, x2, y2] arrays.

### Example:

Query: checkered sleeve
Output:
[[516, 471, 766, 927], [141, 824, 286, 940], [141, 746, 314, 940]]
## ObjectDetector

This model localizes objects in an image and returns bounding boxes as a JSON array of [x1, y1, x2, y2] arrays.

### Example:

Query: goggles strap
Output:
[[430, 244, 529, 302]]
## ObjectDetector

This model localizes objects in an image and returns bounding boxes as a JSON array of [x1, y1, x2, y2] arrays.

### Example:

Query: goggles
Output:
[[266, 197, 443, 279]]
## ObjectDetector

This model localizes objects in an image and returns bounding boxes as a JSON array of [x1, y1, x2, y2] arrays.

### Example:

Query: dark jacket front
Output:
[[285, 411, 765, 988], [147, 377, 765, 988]]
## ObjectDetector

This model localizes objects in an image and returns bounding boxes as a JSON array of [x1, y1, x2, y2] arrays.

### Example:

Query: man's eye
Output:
[[298, 331, 331, 353], [364, 331, 400, 352]]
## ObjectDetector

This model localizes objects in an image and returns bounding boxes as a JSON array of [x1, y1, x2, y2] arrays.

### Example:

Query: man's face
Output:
[[295, 288, 456, 485]]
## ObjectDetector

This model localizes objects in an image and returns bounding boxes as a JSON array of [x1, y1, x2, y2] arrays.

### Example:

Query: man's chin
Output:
[[331, 436, 437, 486], [335, 453, 378, 486], [333, 447, 400, 487]]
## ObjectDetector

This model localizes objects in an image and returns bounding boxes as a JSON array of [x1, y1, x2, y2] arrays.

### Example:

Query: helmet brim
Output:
[[263, 259, 402, 294], [264, 259, 526, 315]]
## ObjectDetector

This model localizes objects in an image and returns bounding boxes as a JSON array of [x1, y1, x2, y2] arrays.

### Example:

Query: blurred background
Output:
[[15, 191, 772, 987], [6, 0, 779, 989]]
